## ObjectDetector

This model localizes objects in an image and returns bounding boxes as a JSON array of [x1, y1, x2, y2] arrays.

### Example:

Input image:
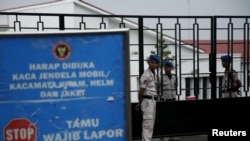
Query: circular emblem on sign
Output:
[[53, 42, 71, 60]]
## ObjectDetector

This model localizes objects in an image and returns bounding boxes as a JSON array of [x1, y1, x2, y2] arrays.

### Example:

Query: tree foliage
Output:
[[151, 34, 174, 66]]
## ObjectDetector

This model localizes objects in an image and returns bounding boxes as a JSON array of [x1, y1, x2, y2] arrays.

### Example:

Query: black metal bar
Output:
[[156, 21, 163, 96], [196, 23, 200, 99], [138, 17, 144, 77], [119, 18, 125, 28], [59, 15, 65, 30], [175, 20, 182, 99], [243, 21, 249, 96], [210, 17, 217, 99]]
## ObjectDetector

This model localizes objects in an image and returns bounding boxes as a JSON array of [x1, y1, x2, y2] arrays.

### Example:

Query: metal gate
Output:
[[0, 13, 249, 100]]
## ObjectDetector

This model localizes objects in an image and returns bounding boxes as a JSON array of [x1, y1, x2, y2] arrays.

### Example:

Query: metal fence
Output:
[[0, 12, 250, 101]]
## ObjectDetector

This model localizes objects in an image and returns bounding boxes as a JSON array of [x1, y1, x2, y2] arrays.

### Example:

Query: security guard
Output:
[[221, 55, 241, 98], [158, 61, 180, 141], [160, 61, 177, 102], [136, 54, 160, 141]]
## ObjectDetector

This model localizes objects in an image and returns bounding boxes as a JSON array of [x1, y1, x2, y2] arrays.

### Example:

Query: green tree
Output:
[[151, 34, 174, 66]]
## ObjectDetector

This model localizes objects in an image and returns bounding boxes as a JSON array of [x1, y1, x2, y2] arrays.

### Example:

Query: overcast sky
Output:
[[84, 0, 250, 16], [1, 0, 250, 16]]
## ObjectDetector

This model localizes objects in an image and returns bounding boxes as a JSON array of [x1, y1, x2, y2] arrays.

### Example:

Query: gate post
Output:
[[138, 17, 144, 77], [210, 16, 217, 99]]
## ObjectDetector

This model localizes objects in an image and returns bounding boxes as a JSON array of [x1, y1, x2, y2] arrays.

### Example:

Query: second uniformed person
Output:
[[136, 54, 160, 141], [160, 61, 177, 102]]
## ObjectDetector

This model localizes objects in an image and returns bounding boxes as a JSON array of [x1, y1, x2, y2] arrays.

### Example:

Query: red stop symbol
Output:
[[4, 118, 37, 141]]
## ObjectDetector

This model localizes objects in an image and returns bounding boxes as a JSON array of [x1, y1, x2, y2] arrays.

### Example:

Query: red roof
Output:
[[183, 40, 250, 60]]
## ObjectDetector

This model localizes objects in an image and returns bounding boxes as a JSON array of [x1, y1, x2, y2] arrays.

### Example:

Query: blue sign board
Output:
[[0, 29, 131, 141]]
